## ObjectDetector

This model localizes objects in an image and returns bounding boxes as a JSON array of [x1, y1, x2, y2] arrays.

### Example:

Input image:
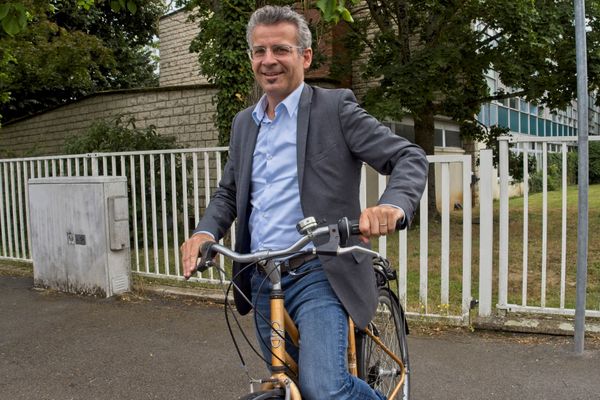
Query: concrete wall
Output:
[[0, 86, 219, 157], [159, 11, 208, 87]]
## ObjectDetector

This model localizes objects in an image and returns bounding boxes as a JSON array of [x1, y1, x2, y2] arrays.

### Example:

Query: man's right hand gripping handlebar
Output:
[[180, 233, 216, 280]]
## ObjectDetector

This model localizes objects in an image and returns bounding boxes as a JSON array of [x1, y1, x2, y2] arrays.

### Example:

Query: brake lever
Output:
[[197, 241, 217, 273], [314, 224, 342, 256]]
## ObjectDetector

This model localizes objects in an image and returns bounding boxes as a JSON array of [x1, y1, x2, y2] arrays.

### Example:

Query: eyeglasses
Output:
[[247, 44, 304, 60]]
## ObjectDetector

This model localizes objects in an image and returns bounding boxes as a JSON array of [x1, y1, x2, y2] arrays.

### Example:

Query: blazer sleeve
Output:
[[192, 115, 240, 240], [337, 89, 429, 225]]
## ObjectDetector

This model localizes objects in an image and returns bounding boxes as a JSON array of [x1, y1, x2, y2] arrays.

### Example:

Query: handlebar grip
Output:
[[338, 217, 404, 246], [197, 241, 217, 273]]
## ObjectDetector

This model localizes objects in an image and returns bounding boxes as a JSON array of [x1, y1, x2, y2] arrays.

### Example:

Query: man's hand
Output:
[[180, 233, 215, 280], [358, 205, 405, 244]]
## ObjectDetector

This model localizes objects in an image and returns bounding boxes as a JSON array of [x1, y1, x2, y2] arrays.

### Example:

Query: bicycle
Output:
[[196, 216, 410, 400]]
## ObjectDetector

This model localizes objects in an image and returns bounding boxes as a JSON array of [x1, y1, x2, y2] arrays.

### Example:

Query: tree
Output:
[[326, 0, 599, 212], [0, 0, 164, 123], [185, 0, 256, 147], [335, 1, 599, 148]]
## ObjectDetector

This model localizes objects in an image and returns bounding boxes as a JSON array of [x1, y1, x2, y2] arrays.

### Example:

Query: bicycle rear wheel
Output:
[[357, 288, 410, 400], [237, 389, 285, 399]]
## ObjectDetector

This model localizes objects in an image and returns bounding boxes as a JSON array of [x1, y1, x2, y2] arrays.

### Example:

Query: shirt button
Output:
[[266, 155, 272, 160]]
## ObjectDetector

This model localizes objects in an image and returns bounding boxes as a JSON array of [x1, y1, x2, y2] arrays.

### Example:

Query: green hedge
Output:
[[529, 141, 600, 193]]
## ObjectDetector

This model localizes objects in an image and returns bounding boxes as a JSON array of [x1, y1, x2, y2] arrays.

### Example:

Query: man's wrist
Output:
[[379, 204, 406, 224], [192, 231, 215, 240]]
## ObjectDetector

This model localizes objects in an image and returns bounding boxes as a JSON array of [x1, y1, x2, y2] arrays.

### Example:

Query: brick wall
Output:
[[0, 86, 219, 157], [159, 10, 207, 87]]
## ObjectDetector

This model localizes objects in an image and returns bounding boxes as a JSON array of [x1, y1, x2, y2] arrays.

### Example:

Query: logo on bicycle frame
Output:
[[270, 322, 284, 348]]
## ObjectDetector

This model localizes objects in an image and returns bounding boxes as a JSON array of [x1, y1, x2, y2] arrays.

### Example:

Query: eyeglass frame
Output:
[[247, 44, 306, 60]]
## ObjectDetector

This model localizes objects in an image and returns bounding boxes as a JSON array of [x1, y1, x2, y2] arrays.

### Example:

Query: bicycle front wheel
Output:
[[237, 389, 285, 400], [357, 288, 410, 400]]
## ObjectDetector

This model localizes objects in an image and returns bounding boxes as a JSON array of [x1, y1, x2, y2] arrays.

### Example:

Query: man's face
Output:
[[250, 22, 312, 106]]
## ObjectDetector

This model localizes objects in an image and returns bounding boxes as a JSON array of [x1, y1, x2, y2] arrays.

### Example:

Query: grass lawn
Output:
[[376, 183, 600, 315]]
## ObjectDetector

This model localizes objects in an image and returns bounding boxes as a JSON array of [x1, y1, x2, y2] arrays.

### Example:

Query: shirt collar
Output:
[[252, 83, 305, 125]]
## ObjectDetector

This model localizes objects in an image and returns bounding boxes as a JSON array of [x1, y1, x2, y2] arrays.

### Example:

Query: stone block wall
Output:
[[0, 86, 219, 157], [159, 10, 207, 87]]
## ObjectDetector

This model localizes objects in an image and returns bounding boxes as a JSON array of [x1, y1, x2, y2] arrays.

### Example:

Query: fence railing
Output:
[[496, 135, 600, 318], [1, 149, 474, 322]]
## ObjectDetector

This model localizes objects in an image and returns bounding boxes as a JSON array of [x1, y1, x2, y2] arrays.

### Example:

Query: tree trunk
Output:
[[413, 107, 438, 218]]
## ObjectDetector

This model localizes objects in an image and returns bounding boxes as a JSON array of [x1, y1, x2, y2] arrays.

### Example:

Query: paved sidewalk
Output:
[[1, 274, 599, 400]]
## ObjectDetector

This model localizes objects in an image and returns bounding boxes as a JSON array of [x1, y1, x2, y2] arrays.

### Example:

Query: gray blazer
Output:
[[195, 85, 428, 329]]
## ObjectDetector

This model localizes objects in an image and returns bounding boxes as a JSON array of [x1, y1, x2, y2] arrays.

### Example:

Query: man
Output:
[[180, 5, 428, 399]]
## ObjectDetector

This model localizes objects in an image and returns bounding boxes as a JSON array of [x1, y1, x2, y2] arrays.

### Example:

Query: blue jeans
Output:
[[250, 260, 386, 400]]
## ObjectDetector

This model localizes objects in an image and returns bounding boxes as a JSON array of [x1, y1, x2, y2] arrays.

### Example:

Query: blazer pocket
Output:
[[307, 143, 337, 164]]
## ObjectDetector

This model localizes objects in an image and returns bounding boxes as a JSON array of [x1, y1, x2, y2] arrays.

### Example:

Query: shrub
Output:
[[64, 115, 177, 154]]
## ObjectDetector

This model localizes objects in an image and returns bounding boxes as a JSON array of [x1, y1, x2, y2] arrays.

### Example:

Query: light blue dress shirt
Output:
[[248, 83, 308, 252]]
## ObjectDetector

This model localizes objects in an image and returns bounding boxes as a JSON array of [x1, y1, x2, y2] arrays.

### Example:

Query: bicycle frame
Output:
[[256, 260, 406, 400]]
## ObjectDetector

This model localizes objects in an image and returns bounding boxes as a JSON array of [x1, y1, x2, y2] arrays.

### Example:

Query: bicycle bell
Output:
[[296, 216, 318, 234]]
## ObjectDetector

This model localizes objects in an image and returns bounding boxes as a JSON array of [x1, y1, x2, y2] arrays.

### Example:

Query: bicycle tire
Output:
[[357, 288, 410, 399], [237, 389, 285, 400]]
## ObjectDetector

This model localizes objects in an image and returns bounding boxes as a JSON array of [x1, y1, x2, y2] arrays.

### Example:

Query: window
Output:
[[509, 98, 518, 109], [520, 113, 529, 134], [498, 106, 509, 128], [520, 99, 528, 112], [510, 110, 519, 132], [445, 130, 462, 147], [530, 104, 538, 116], [490, 104, 498, 126], [434, 129, 444, 147]]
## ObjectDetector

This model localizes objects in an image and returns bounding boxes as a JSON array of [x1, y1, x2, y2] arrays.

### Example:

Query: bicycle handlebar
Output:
[[196, 216, 403, 273]]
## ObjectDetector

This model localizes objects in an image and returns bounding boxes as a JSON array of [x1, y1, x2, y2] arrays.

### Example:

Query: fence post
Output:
[[462, 155, 472, 318], [90, 154, 99, 177], [498, 137, 510, 308], [479, 149, 494, 317]]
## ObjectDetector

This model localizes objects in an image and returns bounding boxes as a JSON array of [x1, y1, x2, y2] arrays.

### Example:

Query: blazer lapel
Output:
[[238, 114, 260, 227], [296, 84, 313, 193]]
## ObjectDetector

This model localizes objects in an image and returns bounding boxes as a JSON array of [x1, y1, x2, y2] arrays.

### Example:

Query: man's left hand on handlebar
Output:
[[358, 205, 405, 243]]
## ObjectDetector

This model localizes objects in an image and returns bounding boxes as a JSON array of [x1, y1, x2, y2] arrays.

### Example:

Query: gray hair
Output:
[[246, 5, 312, 49]]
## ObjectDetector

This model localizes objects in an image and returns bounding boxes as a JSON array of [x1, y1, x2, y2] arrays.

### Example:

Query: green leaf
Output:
[[110, 1, 122, 12], [0, 4, 10, 20], [76, 0, 95, 11], [1, 5, 28, 36], [341, 9, 353, 23], [127, 1, 137, 14], [316, 0, 337, 22]]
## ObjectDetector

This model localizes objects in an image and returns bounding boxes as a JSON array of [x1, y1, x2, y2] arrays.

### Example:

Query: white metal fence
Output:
[[491, 135, 600, 319], [0, 149, 473, 323], [3, 141, 598, 326]]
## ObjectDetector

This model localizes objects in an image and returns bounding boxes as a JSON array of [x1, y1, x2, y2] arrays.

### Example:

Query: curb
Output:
[[137, 284, 234, 304]]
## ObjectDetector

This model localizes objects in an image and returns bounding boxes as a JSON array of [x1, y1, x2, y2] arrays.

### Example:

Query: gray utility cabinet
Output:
[[28, 177, 131, 297]]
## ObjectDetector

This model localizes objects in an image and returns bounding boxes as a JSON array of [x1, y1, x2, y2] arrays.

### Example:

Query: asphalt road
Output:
[[1, 275, 599, 400]]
